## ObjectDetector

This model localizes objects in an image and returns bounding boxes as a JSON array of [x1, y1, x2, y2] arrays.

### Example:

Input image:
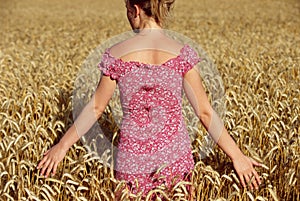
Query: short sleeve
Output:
[[179, 45, 202, 76], [97, 49, 119, 80]]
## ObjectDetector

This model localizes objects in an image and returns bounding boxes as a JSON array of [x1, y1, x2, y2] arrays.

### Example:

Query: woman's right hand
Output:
[[36, 143, 68, 178]]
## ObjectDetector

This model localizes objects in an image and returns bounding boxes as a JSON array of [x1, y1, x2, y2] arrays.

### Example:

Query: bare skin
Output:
[[37, 0, 262, 194]]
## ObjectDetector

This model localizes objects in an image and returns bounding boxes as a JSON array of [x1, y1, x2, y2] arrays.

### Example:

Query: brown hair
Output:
[[127, 0, 175, 26]]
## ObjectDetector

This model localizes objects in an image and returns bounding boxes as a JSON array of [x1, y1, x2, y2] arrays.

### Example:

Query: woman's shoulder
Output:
[[108, 37, 140, 59]]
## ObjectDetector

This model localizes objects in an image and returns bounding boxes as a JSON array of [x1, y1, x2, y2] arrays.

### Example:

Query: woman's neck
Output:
[[140, 18, 162, 29], [136, 20, 163, 35]]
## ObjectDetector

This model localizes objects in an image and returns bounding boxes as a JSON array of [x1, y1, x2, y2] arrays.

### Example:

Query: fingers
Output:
[[249, 159, 262, 189], [239, 173, 254, 190], [248, 174, 259, 190], [37, 159, 58, 178], [37, 155, 48, 169], [45, 161, 55, 178], [253, 169, 262, 187], [43, 149, 50, 155], [250, 158, 262, 167], [37, 149, 52, 169], [40, 157, 51, 177], [39, 158, 57, 178], [239, 171, 261, 190], [52, 162, 58, 176], [238, 173, 247, 188], [245, 174, 254, 190]]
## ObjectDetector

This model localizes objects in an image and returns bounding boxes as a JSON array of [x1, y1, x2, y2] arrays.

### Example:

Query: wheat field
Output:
[[0, 0, 299, 200]]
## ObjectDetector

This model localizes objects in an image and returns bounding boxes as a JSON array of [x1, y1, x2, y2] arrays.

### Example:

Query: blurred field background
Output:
[[0, 0, 299, 200]]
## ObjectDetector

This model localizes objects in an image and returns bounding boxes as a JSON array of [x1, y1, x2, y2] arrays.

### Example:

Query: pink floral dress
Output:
[[98, 44, 201, 196]]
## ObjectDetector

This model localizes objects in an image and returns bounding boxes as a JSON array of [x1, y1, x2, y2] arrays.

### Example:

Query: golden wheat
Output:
[[0, 0, 299, 200]]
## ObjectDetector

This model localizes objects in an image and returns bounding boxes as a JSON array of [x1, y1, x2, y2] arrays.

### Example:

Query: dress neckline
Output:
[[105, 44, 190, 67]]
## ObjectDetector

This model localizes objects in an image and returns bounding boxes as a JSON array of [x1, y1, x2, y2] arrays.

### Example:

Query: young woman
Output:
[[37, 0, 262, 199]]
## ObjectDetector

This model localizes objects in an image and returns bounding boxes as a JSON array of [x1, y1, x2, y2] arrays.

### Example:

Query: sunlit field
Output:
[[0, 0, 299, 200]]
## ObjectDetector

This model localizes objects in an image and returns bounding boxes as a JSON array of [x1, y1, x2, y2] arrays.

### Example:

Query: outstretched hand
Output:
[[36, 143, 68, 178], [232, 155, 262, 190]]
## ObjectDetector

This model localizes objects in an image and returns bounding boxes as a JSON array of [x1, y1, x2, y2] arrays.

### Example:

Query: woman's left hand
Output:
[[232, 155, 262, 190]]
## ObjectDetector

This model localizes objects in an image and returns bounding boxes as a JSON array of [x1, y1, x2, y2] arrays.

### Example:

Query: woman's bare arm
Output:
[[37, 75, 116, 177], [60, 75, 117, 149], [183, 68, 262, 190]]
